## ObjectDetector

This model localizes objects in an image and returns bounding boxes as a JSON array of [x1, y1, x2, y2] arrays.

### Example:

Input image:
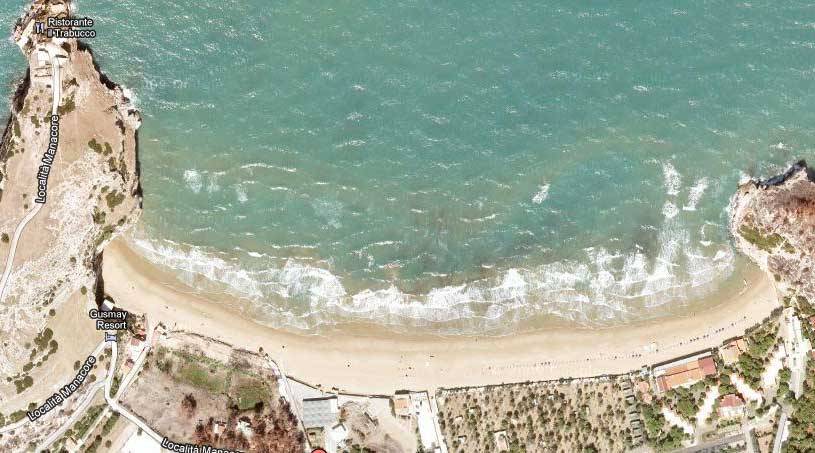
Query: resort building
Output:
[[652, 352, 718, 393], [392, 394, 412, 418], [302, 396, 344, 453], [718, 394, 746, 419], [720, 338, 748, 366]]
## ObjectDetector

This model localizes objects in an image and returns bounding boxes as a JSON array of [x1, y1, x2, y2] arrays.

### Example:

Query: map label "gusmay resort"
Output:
[[88, 308, 129, 331], [34, 114, 60, 204]]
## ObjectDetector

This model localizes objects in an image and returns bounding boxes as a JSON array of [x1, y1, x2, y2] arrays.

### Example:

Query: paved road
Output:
[[35, 381, 105, 452], [0, 51, 62, 303], [676, 433, 747, 452], [104, 339, 164, 444], [772, 411, 790, 453], [115, 321, 153, 400], [32, 340, 105, 451], [0, 204, 43, 301]]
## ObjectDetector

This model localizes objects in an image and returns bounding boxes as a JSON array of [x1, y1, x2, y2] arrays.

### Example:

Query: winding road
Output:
[[34, 330, 161, 452], [0, 50, 62, 303]]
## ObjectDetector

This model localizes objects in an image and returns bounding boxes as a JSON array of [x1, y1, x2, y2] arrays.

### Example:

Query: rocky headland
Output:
[[730, 160, 815, 305], [0, 0, 141, 410]]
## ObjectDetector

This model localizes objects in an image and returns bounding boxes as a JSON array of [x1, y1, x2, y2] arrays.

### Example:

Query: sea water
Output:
[[1, 0, 813, 333]]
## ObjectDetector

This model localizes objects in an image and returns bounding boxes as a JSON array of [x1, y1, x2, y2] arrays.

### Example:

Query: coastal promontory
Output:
[[0, 0, 141, 436], [730, 161, 815, 304]]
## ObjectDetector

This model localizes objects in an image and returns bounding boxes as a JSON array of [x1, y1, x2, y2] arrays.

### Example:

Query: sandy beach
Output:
[[103, 237, 780, 395]]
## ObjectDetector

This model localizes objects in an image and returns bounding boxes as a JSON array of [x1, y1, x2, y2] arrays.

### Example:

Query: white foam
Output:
[[662, 162, 682, 196], [183, 169, 203, 193], [662, 201, 679, 219], [683, 177, 709, 211], [235, 184, 248, 204], [240, 162, 297, 173], [130, 196, 736, 332], [531, 184, 550, 204]]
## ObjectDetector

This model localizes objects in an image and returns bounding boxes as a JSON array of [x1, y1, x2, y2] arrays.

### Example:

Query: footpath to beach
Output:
[[103, 238, 780, 395]]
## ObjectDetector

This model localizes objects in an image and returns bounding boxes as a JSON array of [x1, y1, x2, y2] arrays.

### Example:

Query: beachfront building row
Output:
[[652, 351, 718, 393]]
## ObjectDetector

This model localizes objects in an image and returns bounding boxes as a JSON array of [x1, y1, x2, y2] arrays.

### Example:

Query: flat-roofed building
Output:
[[302, 396, 340, 429]]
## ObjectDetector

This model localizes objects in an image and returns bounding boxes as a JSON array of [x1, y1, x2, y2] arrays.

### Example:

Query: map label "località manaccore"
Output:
[[26, 355, 96, 421], [34, 114, 60, 205]]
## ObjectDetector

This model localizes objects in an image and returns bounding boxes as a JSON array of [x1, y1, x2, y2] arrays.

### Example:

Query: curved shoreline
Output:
[[103, 236, 780, 394]]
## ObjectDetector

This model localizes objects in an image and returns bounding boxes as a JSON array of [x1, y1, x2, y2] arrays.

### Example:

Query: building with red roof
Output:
[[718, 394, 746, 419], [653, 352, 718, 393]]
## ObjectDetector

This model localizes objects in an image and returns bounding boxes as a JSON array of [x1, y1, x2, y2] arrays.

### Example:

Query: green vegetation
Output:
[[94, 225, 115, 249], [1, 233, 8, 243], [784, 357, 815, 452], [105, 190, 125, 209], [57, 94, 76, 115], [642, 404, 688, 451], [72, 404, 105, 440], [177, 361, 226, 393], [9, 410, 26, 423], [665, 383, 706, 422], [33, 327, 54, 350], [738, 321, 779, 388], [101, 412, 119, 436], [110, 375, 121, 397], [778, 367, 793, 402], [13, 375, 33, 393], [88, 138, 104, 154], [739, 225, 785, 252], [232, 378, 270, 411], [718, 374, 738, 395], [92, 206, 106, 224]]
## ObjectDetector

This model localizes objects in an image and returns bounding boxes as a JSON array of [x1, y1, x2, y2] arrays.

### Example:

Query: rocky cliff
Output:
[[730, 160, 815, 306], [0, 0, 141, 383]]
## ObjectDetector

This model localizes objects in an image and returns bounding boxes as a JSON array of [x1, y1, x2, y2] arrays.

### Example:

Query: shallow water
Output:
[[1, 0, 813, 332]]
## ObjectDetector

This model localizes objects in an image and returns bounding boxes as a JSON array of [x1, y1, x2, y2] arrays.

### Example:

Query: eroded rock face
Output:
[[730, 161, 815, 303], [0, 0, 141, 374]]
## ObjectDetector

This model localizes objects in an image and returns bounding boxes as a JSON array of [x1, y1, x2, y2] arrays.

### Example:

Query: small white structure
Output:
[[121, 429, 161, 453], [492, 430, 509, 451], [409, 392, 445, 452]]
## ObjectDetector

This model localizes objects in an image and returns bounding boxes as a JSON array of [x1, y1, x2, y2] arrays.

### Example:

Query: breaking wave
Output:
[[130, 223, 734, 334]]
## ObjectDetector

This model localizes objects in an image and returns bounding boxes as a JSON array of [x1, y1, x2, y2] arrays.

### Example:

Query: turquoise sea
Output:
[[2, 1, 813, 332]]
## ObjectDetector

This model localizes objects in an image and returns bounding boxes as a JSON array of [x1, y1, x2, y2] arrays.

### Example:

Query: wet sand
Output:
[[103, 237, 779, 394]]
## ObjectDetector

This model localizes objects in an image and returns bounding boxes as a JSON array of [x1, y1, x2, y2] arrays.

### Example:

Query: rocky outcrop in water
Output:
[[730, 160, 815, 305]]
